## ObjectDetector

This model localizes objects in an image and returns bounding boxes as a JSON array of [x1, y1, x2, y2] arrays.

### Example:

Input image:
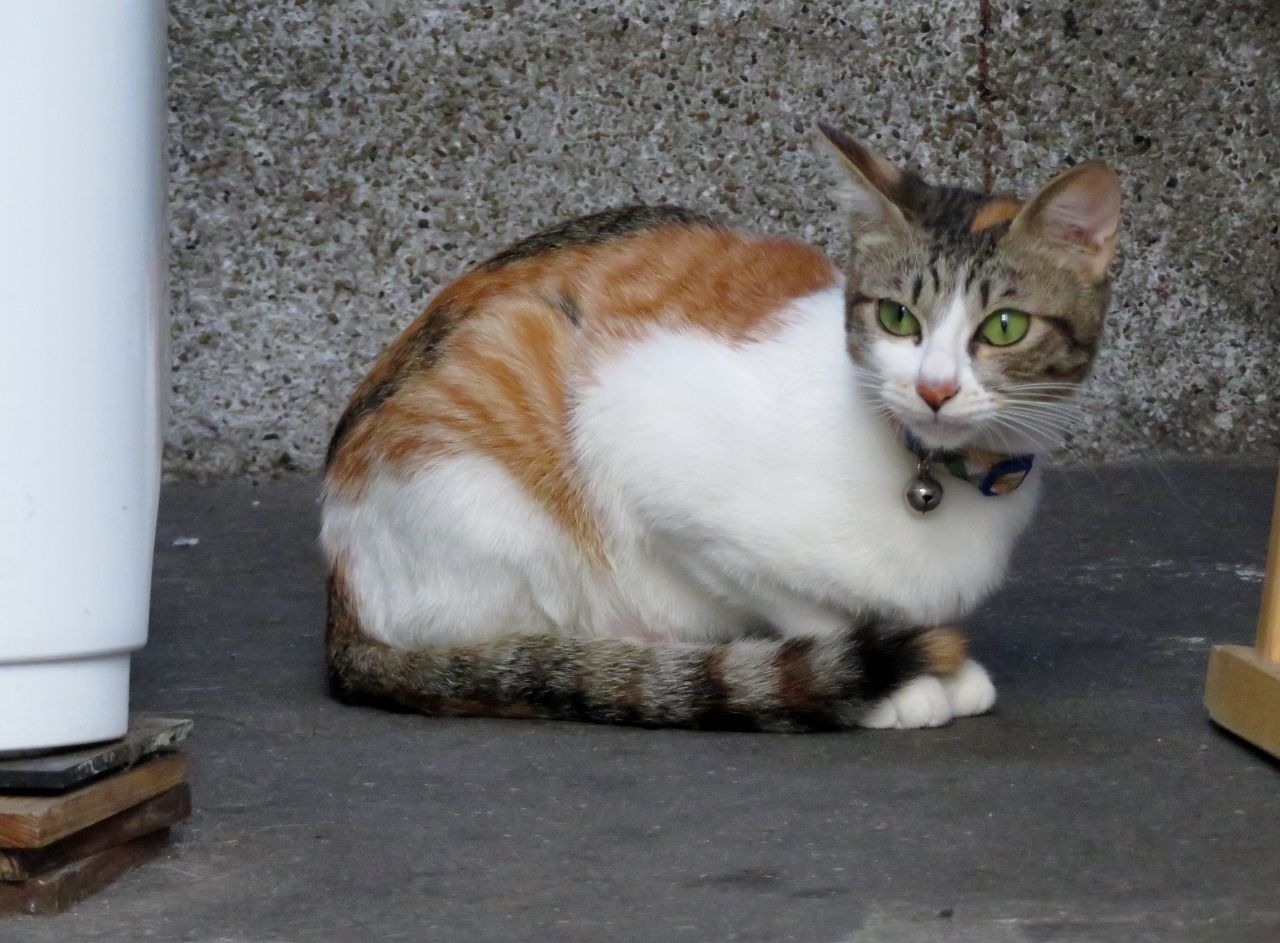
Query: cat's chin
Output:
[[908, 420, 1046, 456], [900, 417, 983, 452]]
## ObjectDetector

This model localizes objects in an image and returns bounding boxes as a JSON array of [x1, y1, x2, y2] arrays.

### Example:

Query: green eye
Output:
[[876, 299, 921, 338], [978, 309, 1031, 346]]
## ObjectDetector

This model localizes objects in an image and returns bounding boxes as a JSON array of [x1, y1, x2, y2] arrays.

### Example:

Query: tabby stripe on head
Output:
[[1044, 315, 1088, 352], [845, 292, 873, 332]]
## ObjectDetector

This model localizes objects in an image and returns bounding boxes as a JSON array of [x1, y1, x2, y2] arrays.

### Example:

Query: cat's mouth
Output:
[[900, 409, 1056, 456], [901, 415, 982, 451], [879, 387, 1035, 453]]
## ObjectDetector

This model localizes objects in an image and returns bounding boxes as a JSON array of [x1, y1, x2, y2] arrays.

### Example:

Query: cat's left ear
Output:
[[1010, 161, 1122, 282]]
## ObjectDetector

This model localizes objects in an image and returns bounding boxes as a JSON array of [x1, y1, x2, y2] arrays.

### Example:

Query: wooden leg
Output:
[[1205, 466, 1280, 758]]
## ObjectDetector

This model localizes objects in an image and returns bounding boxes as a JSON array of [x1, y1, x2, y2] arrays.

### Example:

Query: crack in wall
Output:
[[977, 0, 995, 192]]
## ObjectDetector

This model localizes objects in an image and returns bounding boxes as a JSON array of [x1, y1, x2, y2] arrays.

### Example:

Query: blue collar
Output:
[[903, 430, 1035, 497]]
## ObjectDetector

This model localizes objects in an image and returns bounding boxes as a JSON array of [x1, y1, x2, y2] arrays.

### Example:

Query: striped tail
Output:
[[327, 583, 966, 733]]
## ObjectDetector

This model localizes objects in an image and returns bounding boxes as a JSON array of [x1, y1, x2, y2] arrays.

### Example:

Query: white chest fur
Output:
[[571, 286, 1040, 634]]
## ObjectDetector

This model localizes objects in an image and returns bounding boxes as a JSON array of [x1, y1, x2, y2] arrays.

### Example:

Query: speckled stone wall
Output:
[[167, 0, 1279, 477]]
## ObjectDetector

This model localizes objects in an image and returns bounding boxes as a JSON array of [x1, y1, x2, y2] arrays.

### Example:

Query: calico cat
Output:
[[320, 123, 1121, 732]]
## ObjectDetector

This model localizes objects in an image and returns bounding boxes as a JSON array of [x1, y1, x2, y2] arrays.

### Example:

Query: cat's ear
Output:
[[1010, 161, 1122, 282], [815, 122, 910, 228]]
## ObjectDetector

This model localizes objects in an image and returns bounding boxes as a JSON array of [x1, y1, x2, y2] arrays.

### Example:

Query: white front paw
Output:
[[940, 659, 996, 717], [859, 675, 953, 729]]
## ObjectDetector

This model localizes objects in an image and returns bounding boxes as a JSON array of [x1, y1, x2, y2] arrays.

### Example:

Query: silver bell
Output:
[[905, 465, 944, 513]]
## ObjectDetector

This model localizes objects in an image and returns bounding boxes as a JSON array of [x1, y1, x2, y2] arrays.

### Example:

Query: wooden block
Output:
[[0, 715, 192, 793], [0, 785, 190, 881], [1254, 467, 1280, 662], [0, 753, 189, 848], [0, 829, 171, 916], [1204, 644, 1280, 760]]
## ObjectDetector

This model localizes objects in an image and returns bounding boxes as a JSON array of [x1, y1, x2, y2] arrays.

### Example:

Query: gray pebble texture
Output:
[[167, 0, 1279, 478]]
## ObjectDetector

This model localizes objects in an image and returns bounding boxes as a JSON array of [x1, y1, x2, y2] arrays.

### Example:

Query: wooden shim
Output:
[[0, 829, 171, 916], [0, 785, 190, 882], [1255, 467, 1280, 662], [0, 753, 189, 848], [0, 716, 192, 793], [1205, 644, 1280, 760]]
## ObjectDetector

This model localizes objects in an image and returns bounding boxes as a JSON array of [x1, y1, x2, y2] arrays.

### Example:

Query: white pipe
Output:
[[0, 1, 167, 752]]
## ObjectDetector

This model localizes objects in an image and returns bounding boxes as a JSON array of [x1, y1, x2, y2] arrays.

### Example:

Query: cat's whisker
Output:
[[982, 421, 1023, 455], [1002, 388, 1091, 403], [1002, 399, 1091, 424], [1001, 401, 1085, 423], [1001, 392, 1090, 409], [1003, 403, 1088, 424], [1004, 397, 1091, 415], [1007, 415, 1088, 435], [1002, 386, 1088, 395], [995, 381, 1087, 394], [1001, 408, 1089, 435], [989, 412, 1067, 451]]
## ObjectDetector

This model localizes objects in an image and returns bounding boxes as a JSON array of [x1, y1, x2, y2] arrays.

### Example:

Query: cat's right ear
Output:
[[815, 122, 909, 229]]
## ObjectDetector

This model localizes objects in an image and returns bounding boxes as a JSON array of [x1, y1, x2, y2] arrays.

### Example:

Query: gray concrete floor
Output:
[[5, 460, 1280, 942]]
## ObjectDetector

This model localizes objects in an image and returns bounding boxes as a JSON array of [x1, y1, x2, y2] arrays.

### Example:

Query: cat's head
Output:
[[817, 123, 1121, 454]]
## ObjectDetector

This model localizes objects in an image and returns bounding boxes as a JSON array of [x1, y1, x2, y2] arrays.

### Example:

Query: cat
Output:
[[320, 122, 1121, 732]]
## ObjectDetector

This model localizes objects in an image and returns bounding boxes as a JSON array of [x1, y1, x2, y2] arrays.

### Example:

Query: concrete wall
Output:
[[167, 0, 1279, 477]]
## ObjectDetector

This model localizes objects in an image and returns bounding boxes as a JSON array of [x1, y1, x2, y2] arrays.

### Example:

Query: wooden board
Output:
[[1255, 468, 1280, 662], [1204, 644, 1280, 760], [0, 753, 189, 848], [0, 785, 189, 881], [0, 829, 171, 916], [0, 716, 192, 792]]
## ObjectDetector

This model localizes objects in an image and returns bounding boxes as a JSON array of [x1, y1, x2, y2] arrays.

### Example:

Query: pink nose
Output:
[[916, 379, 959, 412]]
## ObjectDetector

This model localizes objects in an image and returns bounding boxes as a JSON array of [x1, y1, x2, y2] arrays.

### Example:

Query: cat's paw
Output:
[[858, 660, 995, 729], [940, 659, 996, 718], [859, 675, 952, 729]]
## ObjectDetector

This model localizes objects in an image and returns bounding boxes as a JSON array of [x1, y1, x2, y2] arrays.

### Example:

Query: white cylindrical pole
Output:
[[0, 2, 167, 752]]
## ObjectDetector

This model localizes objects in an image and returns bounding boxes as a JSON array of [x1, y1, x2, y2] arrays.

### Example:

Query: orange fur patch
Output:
[[919, 626, 968, 675], [970, 197, 1024, 233], [327, 225, 839, 563], [582, 228, 838, 343]]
